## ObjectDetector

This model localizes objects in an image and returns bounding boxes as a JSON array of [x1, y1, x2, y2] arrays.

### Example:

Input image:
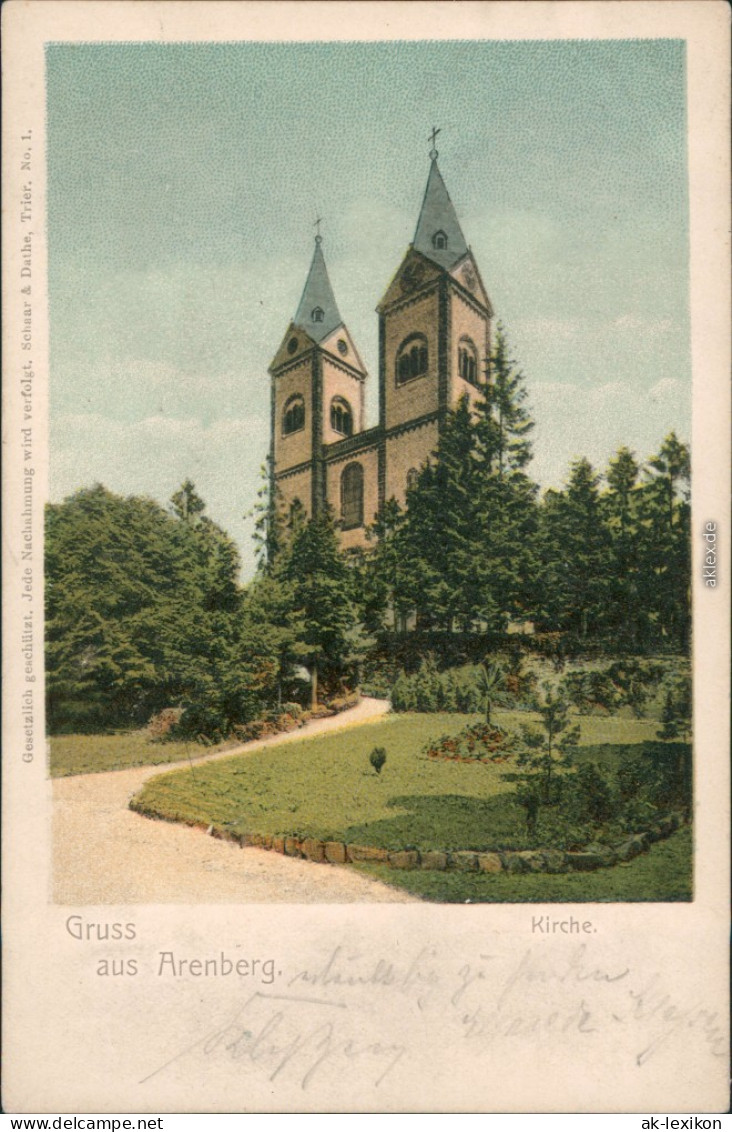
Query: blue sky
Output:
[[47, 39, 689, 577]]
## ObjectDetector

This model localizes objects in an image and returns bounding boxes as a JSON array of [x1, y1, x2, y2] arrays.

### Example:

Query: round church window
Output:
[[287, 336, 298, 355], [337, 338, 348, 356]]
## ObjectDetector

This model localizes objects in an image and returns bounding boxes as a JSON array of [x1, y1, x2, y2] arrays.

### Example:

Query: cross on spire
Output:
[[314, 215, 323, 243], [428, 125, 441, 160]]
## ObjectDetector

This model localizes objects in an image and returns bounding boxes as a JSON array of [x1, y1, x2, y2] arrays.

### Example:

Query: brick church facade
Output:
[[269, 145, 493, 549]]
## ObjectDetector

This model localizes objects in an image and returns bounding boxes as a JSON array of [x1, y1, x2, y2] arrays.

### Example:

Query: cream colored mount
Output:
[[269, 153, 493, 550]]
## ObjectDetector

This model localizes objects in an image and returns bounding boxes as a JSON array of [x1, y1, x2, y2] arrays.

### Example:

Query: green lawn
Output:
[[131, 713, 497, 844], [125, 710, 690, 901], [49, 708, 660, 780], [129, 711, 669, 846], [49, 731, 234, 777]]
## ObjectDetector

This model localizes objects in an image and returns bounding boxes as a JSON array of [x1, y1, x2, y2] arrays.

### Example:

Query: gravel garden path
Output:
[[53, 697, 418, 904]]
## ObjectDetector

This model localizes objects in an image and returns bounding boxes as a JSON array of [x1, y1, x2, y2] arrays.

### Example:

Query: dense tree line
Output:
[[359, 327, 691, 655], [46, 327, 690, 735], [46, 482, 363, 734]]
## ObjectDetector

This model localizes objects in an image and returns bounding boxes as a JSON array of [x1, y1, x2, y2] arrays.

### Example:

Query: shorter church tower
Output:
[[269, 232, 369, 533]]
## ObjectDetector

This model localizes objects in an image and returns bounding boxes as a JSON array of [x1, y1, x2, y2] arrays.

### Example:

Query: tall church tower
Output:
[[269, 232, 368, 522], [377, 136, 493, 508]]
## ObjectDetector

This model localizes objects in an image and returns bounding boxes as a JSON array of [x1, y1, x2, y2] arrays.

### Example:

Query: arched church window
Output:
[[406, 467, 419, 493], [312, 307, 324, 323], [330, 397, 353, 437], [340, 463, 364, 529], [432, 230, 447, 250], [282, 394, 306, 436], [458, 337, 479, 386], [396, 334, 429, 385]]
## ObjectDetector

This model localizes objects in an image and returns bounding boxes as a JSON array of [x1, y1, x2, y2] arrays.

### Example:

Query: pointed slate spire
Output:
[[293, 235, 343, 343], [413, 157, 469, 270]]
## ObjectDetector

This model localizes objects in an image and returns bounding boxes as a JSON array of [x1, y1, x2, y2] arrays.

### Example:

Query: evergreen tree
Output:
[[636, 432, 691, 650], [375, 327, 541, 635], [646, 431, 691, 531], [249, 460, 288, 571], [606, 447, 640, 539], [282, 506, 358, 705], [516, 683, 581, 803], [603, 447, 643, 646], [401, 396, 482, 630], [170, 478, 207, 525], [241, 567, 305, 710], [360, 497, 409, 634], [476, 660, 505, 725], [480, 325, 534, 479], [472, 327, 540, 628], [538, 458, 611, 637]]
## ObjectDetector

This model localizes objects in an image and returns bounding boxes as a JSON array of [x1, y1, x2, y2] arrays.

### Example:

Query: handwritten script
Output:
[[141, 990, 405, 1091], [142, 942, 725, 1091]]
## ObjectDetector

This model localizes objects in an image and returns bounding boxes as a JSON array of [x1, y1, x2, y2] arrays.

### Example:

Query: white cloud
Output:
[[612, 314, 673, 332], [51, 412, 268, 578], [530, 376, 690, 490], [511, 317, 580, 342]]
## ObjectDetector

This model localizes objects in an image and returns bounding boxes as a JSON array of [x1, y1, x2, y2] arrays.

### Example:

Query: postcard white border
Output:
[[2, 1, 729, 1114]]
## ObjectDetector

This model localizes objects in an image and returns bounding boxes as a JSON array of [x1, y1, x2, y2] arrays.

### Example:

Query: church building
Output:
[[269, 139, 493, 549]]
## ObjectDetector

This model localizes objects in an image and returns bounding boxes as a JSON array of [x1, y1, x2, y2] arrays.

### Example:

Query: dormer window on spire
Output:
[[413, 153, 469, 268], [293, 235, 343, 343]]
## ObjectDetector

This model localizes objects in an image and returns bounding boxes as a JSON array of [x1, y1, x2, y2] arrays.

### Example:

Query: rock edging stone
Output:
[[130, 800, 685, 875], [228, 811, 685, 873]]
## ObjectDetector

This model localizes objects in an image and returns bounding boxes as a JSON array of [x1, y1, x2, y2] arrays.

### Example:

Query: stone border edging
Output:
[[130, 802, 686, 874]]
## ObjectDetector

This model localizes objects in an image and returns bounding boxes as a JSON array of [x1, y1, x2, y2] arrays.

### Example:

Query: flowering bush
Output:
[[423, 721, 516, 763]]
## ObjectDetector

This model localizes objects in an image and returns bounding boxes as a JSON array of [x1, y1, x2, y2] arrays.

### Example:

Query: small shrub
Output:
[[174, 702, 229, 744], [308, 704, 334, 720], [327, 692, 360, 713], [369, 746, 387, 775], [561, 762, 617, 824], [147, 707, 183, 742], [360, 672, 393, 698], [616, 742, 690, 813], [390, 671, 414, 711], [617, 797, 659, 834], [561, 670, 619, 715], [657, 676, 691, 740], [533, 808, 594, 852], [515, 781, 542, 839]]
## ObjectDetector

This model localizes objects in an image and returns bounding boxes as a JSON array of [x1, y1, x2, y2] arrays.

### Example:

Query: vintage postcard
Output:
[[2, 0, 729, 1115]]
